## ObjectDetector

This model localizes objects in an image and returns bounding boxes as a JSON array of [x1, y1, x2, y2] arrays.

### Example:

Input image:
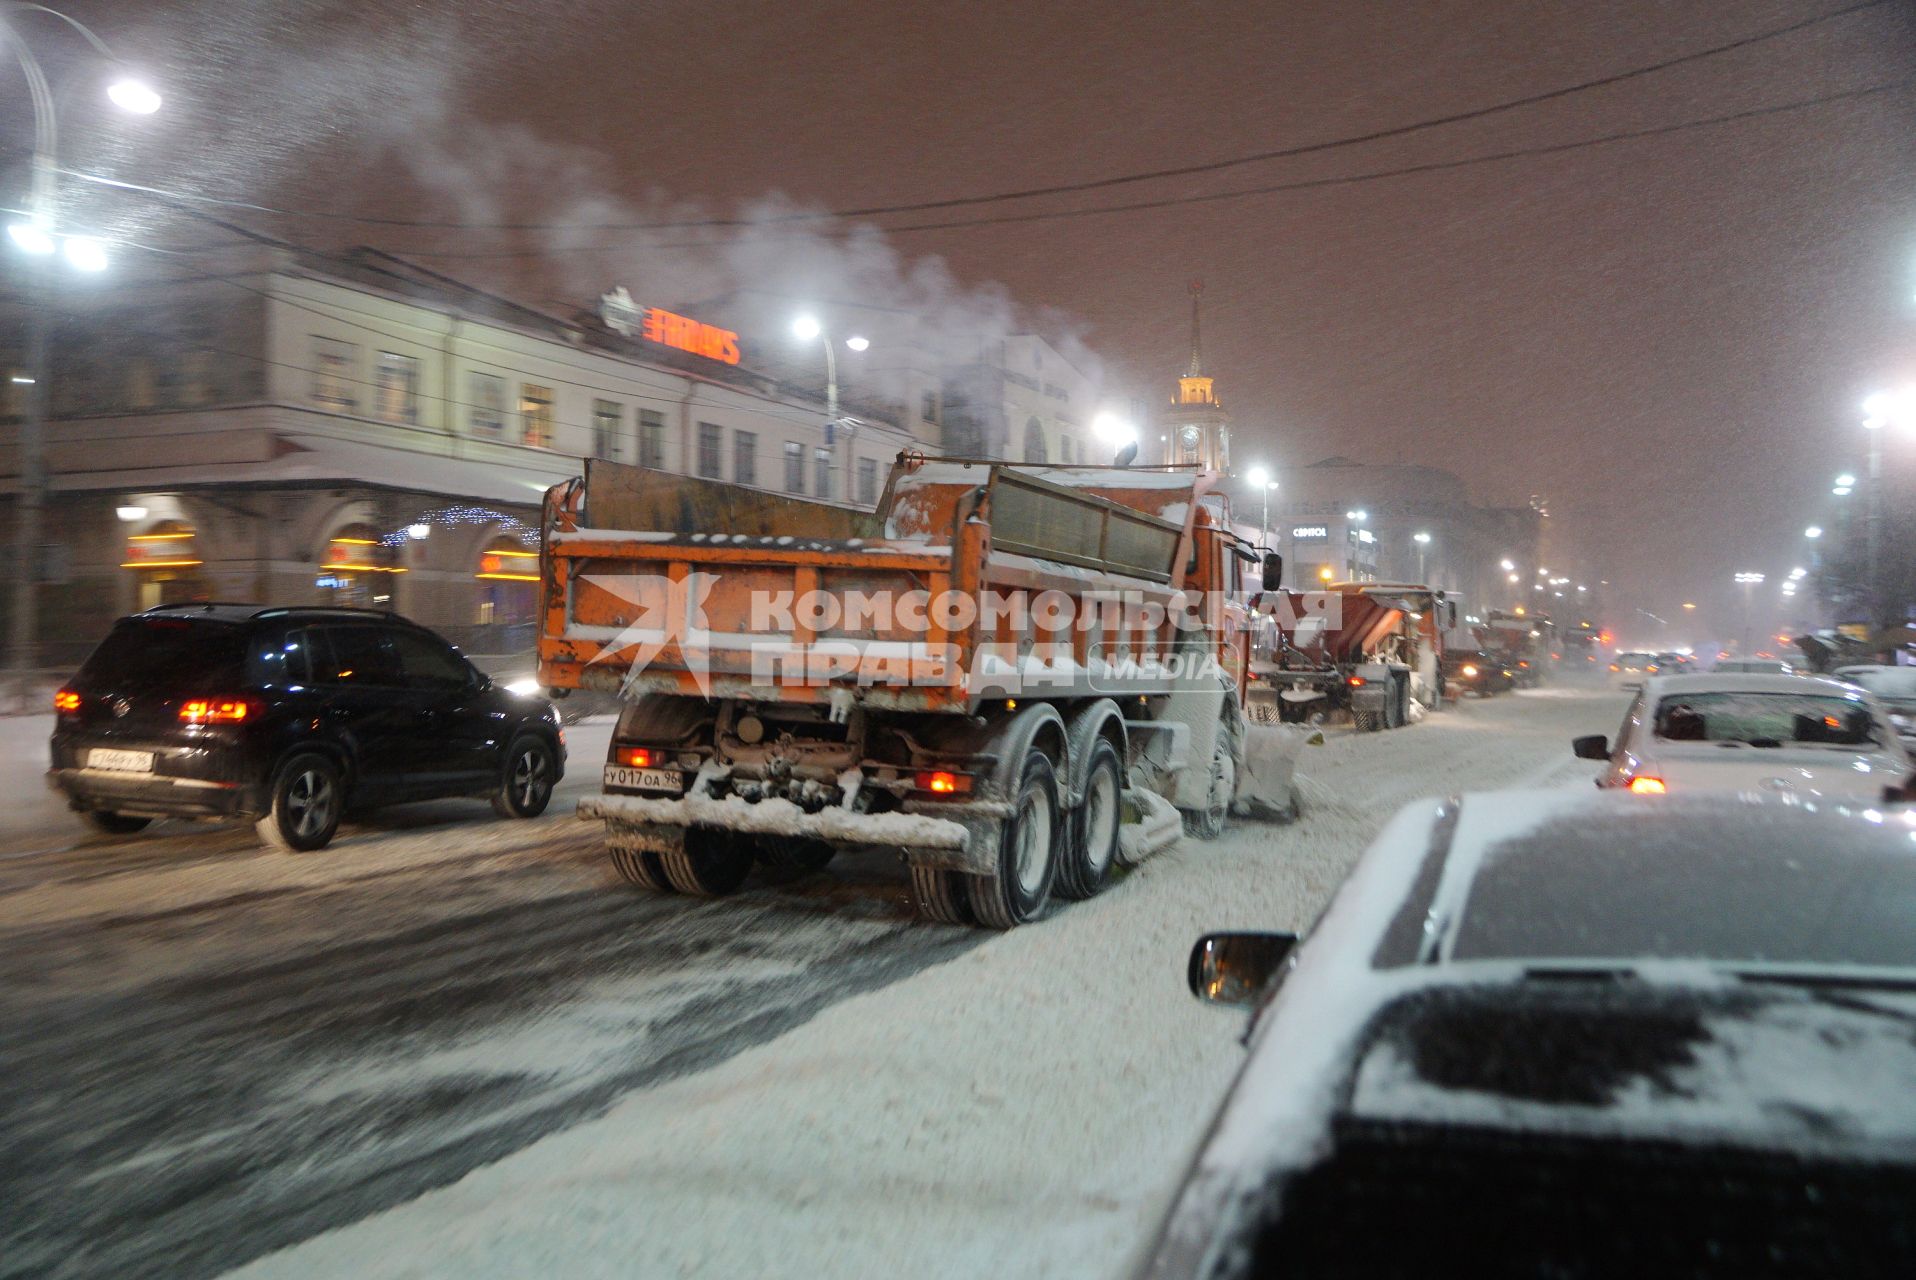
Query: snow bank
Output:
[[229, 692, 1615, 1280]]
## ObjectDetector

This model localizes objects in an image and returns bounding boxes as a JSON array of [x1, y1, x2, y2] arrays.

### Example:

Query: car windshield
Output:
[[73, 618, 250, 690], [1448, 806, 1916, 968], [1650, 690, 1882, 747]]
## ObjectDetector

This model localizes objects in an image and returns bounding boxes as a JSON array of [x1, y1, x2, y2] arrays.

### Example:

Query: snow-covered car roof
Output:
[[1637, 671, 1852, 698], [1136, 789, 1916, 1279]]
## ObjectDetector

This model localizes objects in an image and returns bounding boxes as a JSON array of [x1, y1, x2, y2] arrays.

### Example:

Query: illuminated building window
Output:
[[784, 441, 805, 494], [124, 519, 206, 609], [857, 457, 878, 507], [734, 430, 758, 487], [312, 336, 357, 410], [376, 352, 420, 425], [520, 383, 554, 448], [469, 372, 505, 435], [592, 398, 623, 460], [697, 422, 722, 478], [475, 535, 538, 626], [639, 409, 666, 469], [318, 523, 400, 609]]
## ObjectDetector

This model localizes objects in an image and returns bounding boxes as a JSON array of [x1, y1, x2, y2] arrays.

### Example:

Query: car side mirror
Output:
[[1261, 553, 1284, 593], [1188, 931, 1298, 1007], [1572, 734, 1610, 760]]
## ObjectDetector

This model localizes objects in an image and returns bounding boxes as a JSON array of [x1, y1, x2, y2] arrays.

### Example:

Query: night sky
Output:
[[13, 0, 1916, 640]]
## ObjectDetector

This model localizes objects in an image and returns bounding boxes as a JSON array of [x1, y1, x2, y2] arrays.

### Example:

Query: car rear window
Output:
[[74, 618, 250, 690], [1617, 652, 1654, 668], [1651, 691, 1881, 747]]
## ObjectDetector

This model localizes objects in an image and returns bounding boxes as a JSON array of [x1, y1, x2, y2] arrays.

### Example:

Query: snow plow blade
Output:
[[1232, 724, 1320, 822]]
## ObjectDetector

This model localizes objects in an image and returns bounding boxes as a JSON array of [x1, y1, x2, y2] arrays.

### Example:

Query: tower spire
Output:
[[1186, 278, 1204, 377]]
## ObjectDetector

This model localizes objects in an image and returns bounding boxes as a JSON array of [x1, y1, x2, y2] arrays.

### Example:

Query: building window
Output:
[[814, 448, 832, 501], [312, 337, 357, 410], [126, 357, 156, 410], [734, 430, 758, 487], [469, 372, 505, 435], [1023, 416, 1048, 464], [639, 408, 666, 469], [1061, 434, 1075, 465], [376, 352, 420, 425], [921, 390, 938, 424], [181, 351, 211, 407], [592, 398, 623, 460], [783, 441, 805, 494], [697, 422, 722, 478], [857, 456, 878, 506], [520, 383, 554, 448]]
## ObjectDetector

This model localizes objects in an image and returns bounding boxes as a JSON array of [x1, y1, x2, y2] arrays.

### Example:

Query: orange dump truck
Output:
[[537, 455, 1296, 928]]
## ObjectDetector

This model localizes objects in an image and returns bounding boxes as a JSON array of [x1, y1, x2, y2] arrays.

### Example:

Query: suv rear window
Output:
[[74, 618, 250, 690]]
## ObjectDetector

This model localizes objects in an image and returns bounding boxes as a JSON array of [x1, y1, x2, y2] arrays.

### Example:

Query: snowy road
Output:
[[0, 688, 1621, 1280]]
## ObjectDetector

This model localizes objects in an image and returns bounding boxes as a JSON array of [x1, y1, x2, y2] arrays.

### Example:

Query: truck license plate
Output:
[[603, 764, 683, 794], [89, 748, 154, 773]]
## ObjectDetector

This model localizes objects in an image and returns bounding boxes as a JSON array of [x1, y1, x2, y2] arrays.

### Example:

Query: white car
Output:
[[1573, 672, 1911, 799], [1138, 791, 1916, 1277], [1834, 664, 1916, 750], [1606, 650, 1658, 690]]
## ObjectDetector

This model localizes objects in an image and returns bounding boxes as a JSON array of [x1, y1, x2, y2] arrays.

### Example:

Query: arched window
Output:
[[475, 534, 539, 627], [1022, 417, 1048, 464], [318, 523, 401, 609], [123, 519, 206, 610]]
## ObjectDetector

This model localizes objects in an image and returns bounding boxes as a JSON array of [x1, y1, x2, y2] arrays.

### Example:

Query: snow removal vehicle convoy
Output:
[[537, 455, 1322, 927]]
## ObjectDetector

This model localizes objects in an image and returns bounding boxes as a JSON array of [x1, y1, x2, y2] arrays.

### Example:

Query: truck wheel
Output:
[[1182, 698, 1242, 840], [969, 751, 1060, 928], [256, 753, 343, 852], [911, 865, 972, 924], [81, 810, 151, 835], [491, 735, 556, 819], [660, 825, 753, 896], [609, 844, 673, 891], [1057, 738, 1122, 899]]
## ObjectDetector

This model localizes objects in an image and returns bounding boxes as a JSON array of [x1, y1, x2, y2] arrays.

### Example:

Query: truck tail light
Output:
[[180, 697, 256, 724], [1628, 776, 1667, 795], [1347, 676, 1366, 687], [914, 770, 973, 795], [1609, 663, 1620, 672], [617, 747, 655, 768], [54, 689, 81, 713]]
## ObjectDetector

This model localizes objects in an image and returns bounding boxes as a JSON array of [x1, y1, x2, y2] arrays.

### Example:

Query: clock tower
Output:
[[1158, 280, 1231, 471]]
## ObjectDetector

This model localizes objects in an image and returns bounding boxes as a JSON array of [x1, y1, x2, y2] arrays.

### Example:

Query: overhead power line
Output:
[[379, 77, 1914, 260], [55, 0, 1895, 234]]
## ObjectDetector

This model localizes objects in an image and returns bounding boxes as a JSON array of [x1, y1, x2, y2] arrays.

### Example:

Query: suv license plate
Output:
[[604, 764, 683, 794], [89, 748, 154, 773]]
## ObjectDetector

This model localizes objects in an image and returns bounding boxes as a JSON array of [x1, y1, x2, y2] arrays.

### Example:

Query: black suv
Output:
[[49, 604, 566, 851]]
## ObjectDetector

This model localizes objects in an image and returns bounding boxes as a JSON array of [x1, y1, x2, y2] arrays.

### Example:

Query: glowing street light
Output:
[[1804, 525, 1823, 539], [1499, 558, 1515, 572], [6, 223, 55, 255], [1682, 602, 1697, 611], [106, 77, 162, 114], [843, 334, 869, 352], [790, 314, 822, 342], [62, 236, 107, 272]]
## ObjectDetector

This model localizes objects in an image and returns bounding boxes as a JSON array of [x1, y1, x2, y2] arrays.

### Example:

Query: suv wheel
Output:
[[257, 753, 343, 852], [492, 735, 557, 819]]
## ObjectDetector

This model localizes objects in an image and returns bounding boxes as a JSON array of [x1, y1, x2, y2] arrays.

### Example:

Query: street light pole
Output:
[[2, 4, 159, 699], [1867, 418, 1884, 632]]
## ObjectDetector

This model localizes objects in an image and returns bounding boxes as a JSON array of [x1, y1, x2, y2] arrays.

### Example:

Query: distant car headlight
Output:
[[505, 677, 541, 697], [1461, 664, 1478, 677]]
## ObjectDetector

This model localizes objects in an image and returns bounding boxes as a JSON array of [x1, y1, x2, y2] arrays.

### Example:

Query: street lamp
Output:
[[1734, 571, 1766, 654], [1244, 465, 1277, 544], [4, 3, 163, 696], [1499, 558, 1515, 572], [1804, 525, 1823, 540], [789, 314, 869, 500]]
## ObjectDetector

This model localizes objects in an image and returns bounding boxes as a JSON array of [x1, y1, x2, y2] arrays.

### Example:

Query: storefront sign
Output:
[[1291, 525, 1329, 540], [601, 287, 741, 365]]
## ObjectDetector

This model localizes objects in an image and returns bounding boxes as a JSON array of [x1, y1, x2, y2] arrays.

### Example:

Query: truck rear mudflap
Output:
[[578, 792, 1005, 874]]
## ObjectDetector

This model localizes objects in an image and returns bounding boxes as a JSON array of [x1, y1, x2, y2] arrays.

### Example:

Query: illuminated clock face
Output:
[[1181, 425, 1201, 447]]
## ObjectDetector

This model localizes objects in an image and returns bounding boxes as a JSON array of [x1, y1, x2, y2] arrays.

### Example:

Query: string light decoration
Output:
[[379, 504, 537, 549]]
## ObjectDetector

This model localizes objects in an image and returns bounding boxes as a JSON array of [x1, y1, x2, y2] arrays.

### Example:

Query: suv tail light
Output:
[[54, 689, 80, 713], [179, 698, 256, 724]]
